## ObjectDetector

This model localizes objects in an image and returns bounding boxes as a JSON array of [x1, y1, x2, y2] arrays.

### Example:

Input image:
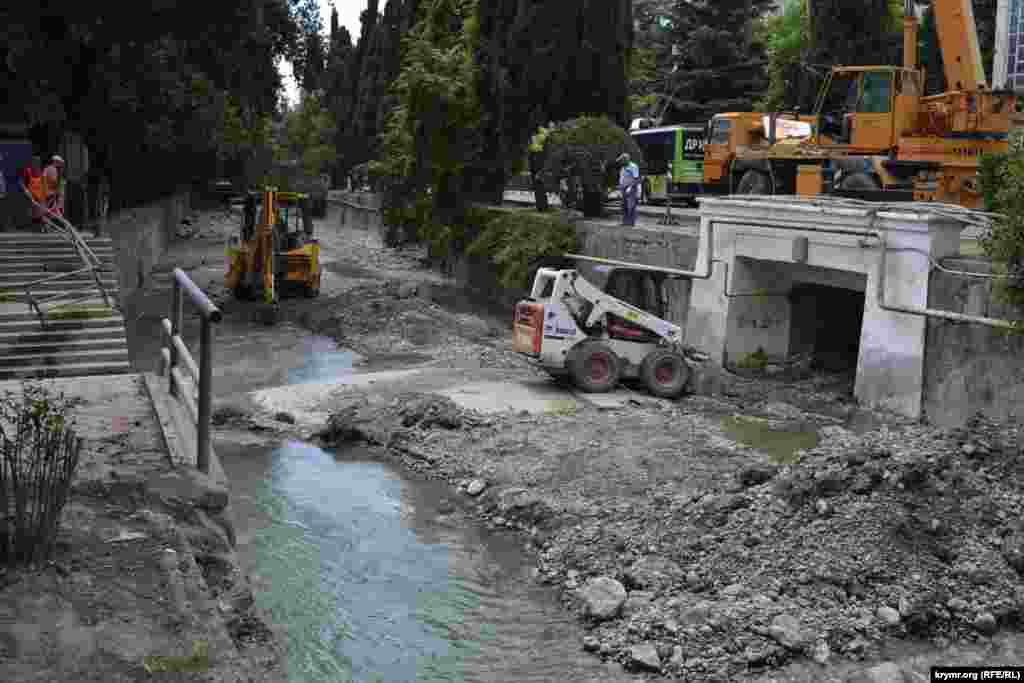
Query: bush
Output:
[[978, 151, 1024, 311], [531, 116, 643, 217], [466, 210, 578, 289]]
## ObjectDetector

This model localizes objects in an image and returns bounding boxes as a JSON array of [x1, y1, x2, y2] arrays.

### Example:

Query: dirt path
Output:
[[148, 201, 1024, 681]]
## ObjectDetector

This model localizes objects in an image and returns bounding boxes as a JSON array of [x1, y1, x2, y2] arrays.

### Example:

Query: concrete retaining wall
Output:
[[923, 258, 1024, 427], [331, 192, 699, 327], [105, 191, 190, 300]]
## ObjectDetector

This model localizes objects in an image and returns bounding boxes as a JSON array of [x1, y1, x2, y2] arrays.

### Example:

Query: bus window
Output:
[[631, 131, 673, 175], [709, 118, 732, 145]]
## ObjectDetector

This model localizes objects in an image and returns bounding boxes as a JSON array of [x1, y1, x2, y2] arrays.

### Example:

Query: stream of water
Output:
[[219, 440, 636, 683]]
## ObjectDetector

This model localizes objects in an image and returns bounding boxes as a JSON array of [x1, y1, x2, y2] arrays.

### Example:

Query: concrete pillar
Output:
[[995, 0, 1010, 90], [724, 257, 793, 363], [854, 215, 963, 418], [685, 217, 730, 365]]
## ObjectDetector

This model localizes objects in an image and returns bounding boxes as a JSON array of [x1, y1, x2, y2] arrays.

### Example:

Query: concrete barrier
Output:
[[105, 191, 191, 300], [923, 258, 1024, 427]]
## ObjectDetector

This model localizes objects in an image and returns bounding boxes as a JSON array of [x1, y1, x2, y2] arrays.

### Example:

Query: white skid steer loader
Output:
[[512, 267, 708, 398]]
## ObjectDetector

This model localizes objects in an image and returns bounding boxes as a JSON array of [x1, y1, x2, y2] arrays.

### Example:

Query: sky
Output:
[[280, 0, 366, 106]]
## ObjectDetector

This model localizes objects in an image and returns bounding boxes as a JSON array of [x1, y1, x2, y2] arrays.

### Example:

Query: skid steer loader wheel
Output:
[[641, 348, 690, 399], [569, 342, 621, 393]]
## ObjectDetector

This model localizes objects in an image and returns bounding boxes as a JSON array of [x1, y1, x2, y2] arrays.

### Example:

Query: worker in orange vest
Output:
[[20, 156, 46, 226], [43, 155, 65, 217]]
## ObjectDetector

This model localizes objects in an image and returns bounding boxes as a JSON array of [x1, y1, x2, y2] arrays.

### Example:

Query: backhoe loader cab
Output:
[[225, 188, 322, 305]]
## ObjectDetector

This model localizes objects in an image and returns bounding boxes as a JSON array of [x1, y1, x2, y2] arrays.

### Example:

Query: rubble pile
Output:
[[530, 415, 1024, 678]]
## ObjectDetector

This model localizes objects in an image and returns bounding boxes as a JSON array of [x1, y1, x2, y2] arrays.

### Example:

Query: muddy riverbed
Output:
[[126, 203, 1024, 681]]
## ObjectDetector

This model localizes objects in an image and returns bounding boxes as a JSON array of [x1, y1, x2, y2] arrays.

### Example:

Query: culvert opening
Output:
[[788, 282, 864, 373]]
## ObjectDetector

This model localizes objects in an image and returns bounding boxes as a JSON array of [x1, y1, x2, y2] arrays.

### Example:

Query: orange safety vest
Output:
[[26, 172, 46, 203]]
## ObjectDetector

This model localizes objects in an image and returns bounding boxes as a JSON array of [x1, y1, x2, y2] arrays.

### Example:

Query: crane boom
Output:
[[932, 0, 988, 91]]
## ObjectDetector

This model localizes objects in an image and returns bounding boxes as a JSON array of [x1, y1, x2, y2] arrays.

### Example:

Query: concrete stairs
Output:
[[0, 232, 130, 379]]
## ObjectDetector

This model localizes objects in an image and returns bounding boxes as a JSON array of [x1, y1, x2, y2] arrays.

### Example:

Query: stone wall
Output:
[[923, 258, 1024, 428], [105, 191, 190, 300]]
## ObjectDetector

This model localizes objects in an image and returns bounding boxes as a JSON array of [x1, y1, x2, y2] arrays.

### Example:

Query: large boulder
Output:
[[579, 576, 627, 620]]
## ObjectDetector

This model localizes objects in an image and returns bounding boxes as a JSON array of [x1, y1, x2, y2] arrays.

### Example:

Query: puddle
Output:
[[720, 415, 820, 464], [286, 335, 362, 384]]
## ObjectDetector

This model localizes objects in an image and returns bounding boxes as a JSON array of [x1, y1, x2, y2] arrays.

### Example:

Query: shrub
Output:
[[466, 210, 578, 289], [531, 116, 643, 217], [978, 150, 1024, 311]]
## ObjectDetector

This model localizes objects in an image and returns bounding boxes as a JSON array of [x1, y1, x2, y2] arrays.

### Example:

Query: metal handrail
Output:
[[19, 184, 113, 322], [157, 268, 221, 473]]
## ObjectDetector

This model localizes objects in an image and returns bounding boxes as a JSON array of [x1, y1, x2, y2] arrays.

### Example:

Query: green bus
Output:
[[630, 123, 706, 205]]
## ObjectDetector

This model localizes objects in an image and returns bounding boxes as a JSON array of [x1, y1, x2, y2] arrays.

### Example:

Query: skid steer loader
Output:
[[512, 266, 707, 398]]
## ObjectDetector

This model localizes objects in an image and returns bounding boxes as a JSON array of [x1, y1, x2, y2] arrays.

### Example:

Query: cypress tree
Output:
[[661, 0, 772, 122]]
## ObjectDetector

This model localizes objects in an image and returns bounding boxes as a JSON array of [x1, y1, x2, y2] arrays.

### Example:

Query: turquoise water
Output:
[[221, 441, 634, 683]]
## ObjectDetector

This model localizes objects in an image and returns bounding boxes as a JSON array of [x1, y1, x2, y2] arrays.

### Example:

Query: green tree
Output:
[[808, 0, 901, 70], [659, 0, 773, 122], [376, 0, 481, 224], [757, 0, 814, 112], [281, 93, 338, 177], [531, 116, 643, 217], [471, 0, 635, 203]]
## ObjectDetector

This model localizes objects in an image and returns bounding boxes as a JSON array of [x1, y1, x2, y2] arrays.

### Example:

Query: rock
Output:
[[669, 645, 685, 667], [273, 411, 296, 424], [857, 661, 904, 683], [737, 463, 779, 488], [961, 443, 978, 456], [816, 499, 831, 516], [624, 556, 682, 590], [622, 591, 654, 617], [466, 479, 487, 497], [580, 577, 627, 620], [720, 582, 745, 598], [767, 614, 808, 651], [582, 636, 600, 652], [812, 639, 831, 664], [629, 643, 662, 672], [396, 282, 419, 299], [947, 597, 969, 612], [760, 402, 805, 420], [974, 612, 998, 635], [876, 606, 901, 626], [686, 570, 701, 588]]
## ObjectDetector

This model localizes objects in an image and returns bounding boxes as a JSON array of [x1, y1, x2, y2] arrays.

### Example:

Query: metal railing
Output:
[[19, 184, 113, 323], [157, 268, 221, 473]]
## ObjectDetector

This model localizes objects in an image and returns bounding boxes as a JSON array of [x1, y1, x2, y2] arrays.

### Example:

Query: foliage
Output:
[[376, 0, 482, 224], [808, 0, 901, 69], [978, 151, 1024, 312], [280, 93, 338, 178], [466, 210, 578, 290], [0, 1, 320, 207], [658, 0, 774, 122], [757, 0, 812, 112], [531, 116, 643, 204]]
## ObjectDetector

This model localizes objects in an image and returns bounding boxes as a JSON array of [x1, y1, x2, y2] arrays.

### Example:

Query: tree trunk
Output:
[[528, 153, 549, 211]]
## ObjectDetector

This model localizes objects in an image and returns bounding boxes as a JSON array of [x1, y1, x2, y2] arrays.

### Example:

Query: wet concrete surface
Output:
[[218, 439, 638, 683]]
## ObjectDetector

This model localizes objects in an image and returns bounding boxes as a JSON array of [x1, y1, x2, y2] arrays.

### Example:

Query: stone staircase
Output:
[[0, 232, 130, 379]]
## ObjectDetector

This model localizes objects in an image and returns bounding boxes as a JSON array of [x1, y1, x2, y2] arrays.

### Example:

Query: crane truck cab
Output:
[[698, 0, 1016, 210]]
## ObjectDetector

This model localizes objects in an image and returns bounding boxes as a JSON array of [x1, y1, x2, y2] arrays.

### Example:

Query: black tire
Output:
[[640, 348, 690, 399], [837, 172, 881, 191], [568, 342, 621, 393], [736, 170, 772, 195], [233, 284, 251, 301]]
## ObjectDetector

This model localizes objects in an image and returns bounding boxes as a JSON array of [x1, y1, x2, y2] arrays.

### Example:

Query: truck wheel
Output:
[[640, 348, 690, 399], [736, 170, 771, 195], [837, 172, 880, 191], [569, 342, 621, 393]]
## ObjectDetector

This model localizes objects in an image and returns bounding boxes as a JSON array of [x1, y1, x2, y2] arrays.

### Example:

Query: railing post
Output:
[[197, 316, 213, 474], [170, 278, 181, 397]]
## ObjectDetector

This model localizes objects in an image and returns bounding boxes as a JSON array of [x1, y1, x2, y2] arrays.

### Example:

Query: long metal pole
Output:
[[197, 318, 212, 474]]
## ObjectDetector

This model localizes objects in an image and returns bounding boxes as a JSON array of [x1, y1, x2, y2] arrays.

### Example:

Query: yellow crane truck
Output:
[[700, 0, 1015, 209]]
